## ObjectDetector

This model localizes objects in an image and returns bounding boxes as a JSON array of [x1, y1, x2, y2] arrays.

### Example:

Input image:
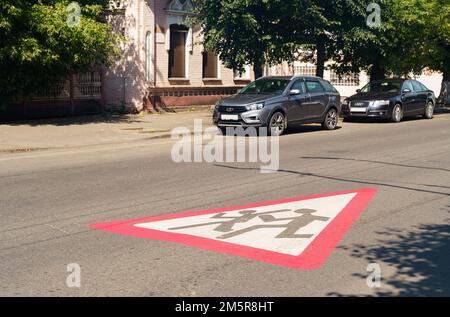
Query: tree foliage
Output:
[[316, 0, 449, 80], [192, 0, 319, 78], [0, 0, 121, 104], [387, 0, 450, 80], [193, 0, 449, 82]]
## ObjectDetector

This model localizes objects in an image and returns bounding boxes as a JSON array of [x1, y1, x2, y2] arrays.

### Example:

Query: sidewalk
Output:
[[0, 110, 215, 153]]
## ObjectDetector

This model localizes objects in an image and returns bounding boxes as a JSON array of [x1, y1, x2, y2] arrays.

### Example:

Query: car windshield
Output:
[[360, 81, 402, 93], [240, 79, 290, 95]]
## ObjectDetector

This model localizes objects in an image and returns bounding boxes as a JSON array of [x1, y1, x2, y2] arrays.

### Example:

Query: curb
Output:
[[0, 127, 221, 154], [145, 127, 219, 140]]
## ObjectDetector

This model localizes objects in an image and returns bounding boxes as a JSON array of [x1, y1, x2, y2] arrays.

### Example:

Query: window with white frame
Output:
[[168, 24, 189, 78], [330, 70, 360, 86]]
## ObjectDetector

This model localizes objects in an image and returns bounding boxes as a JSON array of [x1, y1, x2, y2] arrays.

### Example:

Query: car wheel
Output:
[[423, 101, 434, 119], [322, 108, 338, 130], [218, 127, 228, 135], [391, 104, 403, 123], [268, 112, 286, 136]]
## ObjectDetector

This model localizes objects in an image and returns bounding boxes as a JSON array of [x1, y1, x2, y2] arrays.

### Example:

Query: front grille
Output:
[[350, 101, 370, 107], [218, 105, 247, 113]]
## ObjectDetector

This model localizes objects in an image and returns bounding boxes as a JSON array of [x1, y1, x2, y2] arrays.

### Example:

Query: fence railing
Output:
[[329, 70, 360, 86], [29, 72, 102, 101]]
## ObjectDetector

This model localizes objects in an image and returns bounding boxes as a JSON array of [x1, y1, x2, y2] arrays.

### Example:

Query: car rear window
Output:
[[403, 81, 414, 92], [412, 81, 424, 92], [321, 80, 338, 93], [306, 81, 325, 93]]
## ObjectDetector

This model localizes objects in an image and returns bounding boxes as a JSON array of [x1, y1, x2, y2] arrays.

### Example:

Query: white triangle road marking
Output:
[[135, 193, 356, 256]]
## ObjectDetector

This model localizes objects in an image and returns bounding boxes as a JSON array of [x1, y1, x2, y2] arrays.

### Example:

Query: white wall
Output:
[[413, 72, 443, 96]]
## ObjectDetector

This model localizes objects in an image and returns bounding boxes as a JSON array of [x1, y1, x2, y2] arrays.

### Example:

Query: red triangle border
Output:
[[90, 188, 377, 270]]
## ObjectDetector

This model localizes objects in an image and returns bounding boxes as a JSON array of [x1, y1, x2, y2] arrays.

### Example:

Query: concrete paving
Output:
[[0, 110, 215, 152]]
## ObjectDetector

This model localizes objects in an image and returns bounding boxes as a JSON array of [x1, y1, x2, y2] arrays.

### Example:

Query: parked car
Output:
[[342, 79, 436, 123], [213, 76, 341, 136]]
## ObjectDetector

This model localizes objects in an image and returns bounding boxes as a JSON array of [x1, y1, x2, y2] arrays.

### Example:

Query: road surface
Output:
[[1, 114, 449, 296]]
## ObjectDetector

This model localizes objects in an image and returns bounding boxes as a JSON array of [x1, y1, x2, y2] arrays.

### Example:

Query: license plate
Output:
[[350, 107, 367, 113], [221, 114, 239, 121]]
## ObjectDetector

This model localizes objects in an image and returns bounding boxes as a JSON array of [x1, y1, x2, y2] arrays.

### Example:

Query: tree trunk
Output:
[[370, 64, 386, 81], [440, 70, 449, 107], [316, 39, 326, 78], [443, 55, 449, 81], [253, 59, 264, 79], [442, 70, 449, 81]]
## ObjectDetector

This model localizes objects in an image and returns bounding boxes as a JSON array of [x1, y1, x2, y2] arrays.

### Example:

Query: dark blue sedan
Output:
[[342, 79, 436, 122]]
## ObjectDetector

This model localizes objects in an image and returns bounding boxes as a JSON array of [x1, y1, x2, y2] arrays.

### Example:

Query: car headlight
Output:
[[369, 100, 390, 107], [245, 103, 265, 111]]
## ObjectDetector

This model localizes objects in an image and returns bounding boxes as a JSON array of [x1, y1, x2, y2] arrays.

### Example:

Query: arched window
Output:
[[146, 31, 153, 82], [166, 0, 193, 13]]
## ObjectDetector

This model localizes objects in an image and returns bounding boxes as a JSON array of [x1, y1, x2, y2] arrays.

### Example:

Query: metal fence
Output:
[[329, 70, 360, 86], [294, 65, 317, 77], [30, 72, 102, 101]]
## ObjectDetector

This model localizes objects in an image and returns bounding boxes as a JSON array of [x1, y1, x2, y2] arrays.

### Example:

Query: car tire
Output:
[[391, 104, 403, 123], [423, 101, 434, 119], [218, 127, 228, 135], [268, 112, 286, 136], [322, 108, 338, 130]]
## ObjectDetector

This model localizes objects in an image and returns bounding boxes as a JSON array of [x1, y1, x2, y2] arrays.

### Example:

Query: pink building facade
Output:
[[103, 0, 253, 113]]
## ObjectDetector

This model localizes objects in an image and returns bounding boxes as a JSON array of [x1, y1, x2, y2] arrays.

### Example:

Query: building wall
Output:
[[412, 70, 443, 96], [103, 0, 153, 113], [103, 0, 253, 113]]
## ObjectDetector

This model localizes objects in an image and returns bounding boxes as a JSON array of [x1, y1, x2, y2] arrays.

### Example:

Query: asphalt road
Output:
[[1, 113, 449, 297]]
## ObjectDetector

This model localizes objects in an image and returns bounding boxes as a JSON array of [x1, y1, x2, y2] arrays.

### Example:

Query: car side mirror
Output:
[[402, 88, 412, 94], [289, 89, 302, 96]]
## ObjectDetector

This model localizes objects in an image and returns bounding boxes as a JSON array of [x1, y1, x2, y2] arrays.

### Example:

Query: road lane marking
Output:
[[90, 188, 377, 269]]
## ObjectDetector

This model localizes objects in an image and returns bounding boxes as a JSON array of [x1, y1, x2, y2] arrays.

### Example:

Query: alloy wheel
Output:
[[392, 105, 403, 123], [269, 112, 286, 136], [425, 102, 434, 119], [323, 109, 338, 130]]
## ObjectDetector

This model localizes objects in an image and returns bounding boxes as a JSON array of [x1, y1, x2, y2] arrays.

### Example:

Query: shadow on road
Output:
[[213, 164, 450, 196], [342, 115, 433, 124], [300, 156, 450, 173], [0, 114, 144, 127], [329, 208, 450, 296], [284, 125, 343, 136]]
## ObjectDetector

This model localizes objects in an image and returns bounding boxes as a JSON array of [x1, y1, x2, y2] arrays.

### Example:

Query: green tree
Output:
[[321, 0, 392, 80], [192, 0, 316, 79], [330, 0, 449, 82], [388, 0, 449, 81], [298, 0, 368, 78], [0, 0, 121, 105]]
